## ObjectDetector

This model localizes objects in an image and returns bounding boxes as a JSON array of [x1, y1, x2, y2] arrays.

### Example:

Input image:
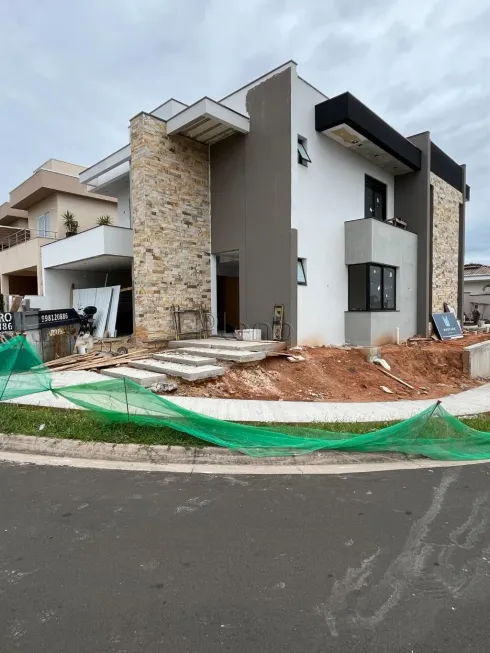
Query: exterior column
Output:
[[430, 172, 463, 314], [130, 113, 211, 341]]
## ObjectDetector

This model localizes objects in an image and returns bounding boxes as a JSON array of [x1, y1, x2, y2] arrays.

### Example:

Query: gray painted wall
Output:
[[210, 69, 296, 342], [458, 164, 467, 322], [344, 218, 417, 345], [394, 132, 431, 336]]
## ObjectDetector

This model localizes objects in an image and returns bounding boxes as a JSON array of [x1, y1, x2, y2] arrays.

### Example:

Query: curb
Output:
[[0, 433, 416, 467]]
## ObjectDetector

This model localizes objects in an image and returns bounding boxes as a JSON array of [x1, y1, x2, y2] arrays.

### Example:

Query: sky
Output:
[[1, 0, 489, 261]]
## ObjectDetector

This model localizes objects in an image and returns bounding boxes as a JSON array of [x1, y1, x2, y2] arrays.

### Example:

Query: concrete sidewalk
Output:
[[2, 369, 490, 423], [171, 382, 490, 422]]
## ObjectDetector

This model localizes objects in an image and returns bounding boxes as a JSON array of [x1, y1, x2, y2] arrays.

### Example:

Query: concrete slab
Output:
[[168, 337, 285, 353], [176, 347, 266, 363], [129, 358, 224, 381], [463, 340, 490, 378], [99, 366, 168, 387], [153, 352, 217, 366]]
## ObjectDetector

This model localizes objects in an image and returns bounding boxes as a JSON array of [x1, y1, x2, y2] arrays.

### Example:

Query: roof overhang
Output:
[[430, 142, 470, 200], [464, 275, 490, 282], [10, 169, 116, 210], [315, 93, 422, 175], [79, 144, 130, 186], [0, 202, 28, 226], [167, 98, 250, 144]]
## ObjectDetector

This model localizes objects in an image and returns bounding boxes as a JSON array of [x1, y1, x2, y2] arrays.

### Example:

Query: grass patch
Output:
[[0, 403, 205, 448], [1, 403, 490, 448]]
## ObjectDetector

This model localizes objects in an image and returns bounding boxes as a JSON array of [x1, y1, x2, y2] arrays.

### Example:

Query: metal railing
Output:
[[0, 229, 58, 252]]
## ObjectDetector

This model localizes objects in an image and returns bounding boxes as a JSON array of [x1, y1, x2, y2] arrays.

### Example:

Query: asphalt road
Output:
[[2, 462, 490, 652]]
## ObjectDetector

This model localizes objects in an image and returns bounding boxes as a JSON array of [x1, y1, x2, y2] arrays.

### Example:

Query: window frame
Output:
[[297, 136, 311, 166], [297, 258, 307, 285], [364, 174, 387, 221], [348, 263, 396, 311], [37, 213, 50, 237]]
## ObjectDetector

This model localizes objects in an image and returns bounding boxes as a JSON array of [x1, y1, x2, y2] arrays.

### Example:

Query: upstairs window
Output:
[[37, 214, 50, 237], [348, 263, 396, 311], [298, 136, 311, 166]]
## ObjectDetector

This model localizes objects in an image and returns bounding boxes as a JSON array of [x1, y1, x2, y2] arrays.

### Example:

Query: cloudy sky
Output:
[[1, 0, 488, 260]]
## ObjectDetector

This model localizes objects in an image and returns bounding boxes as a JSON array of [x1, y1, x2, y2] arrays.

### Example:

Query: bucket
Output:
[[77, 344, 87, 355]]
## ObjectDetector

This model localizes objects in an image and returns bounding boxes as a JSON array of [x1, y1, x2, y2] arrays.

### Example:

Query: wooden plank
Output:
[[377, 367, 415, 390], [64, 349, 150, 371], [44, 352, 100, 368]]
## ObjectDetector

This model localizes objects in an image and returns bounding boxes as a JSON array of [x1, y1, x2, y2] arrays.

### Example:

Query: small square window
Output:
[[297, 137, 311, 166], [297, 258, 307, 285]]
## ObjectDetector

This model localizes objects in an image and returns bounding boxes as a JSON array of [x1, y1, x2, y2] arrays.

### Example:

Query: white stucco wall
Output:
[[116, 181, 131, 228], [40, 269, 107, 309], [291, 75, 395, 345], [151, 99, 188, 121], [464, 277, 490, 317], [42, 226, 133, 270]]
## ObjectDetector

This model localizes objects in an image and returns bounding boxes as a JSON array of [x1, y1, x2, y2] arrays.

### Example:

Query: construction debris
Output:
[[44, 349, 150, 372], [376, 366, 415, 390], [380, 386, 394, 394], [373, 357, 391, 371], [148, 380, 178, 394]]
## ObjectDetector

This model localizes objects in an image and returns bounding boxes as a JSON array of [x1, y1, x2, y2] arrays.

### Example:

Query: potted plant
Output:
[[96, 214, 112, 226], [61, 210, 79, 237]]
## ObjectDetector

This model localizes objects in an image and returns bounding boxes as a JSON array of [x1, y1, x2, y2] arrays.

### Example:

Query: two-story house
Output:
[[79, 62, 469, 345], [0, 159, 133, 315]]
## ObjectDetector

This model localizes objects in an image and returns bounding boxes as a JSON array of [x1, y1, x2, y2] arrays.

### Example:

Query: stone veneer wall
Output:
[[430, 172, 463, 313], [130, 113, 211, 341]]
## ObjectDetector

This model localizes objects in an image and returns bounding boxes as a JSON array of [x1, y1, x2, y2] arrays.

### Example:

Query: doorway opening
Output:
[[216, 251, 239, 333], [365, 174, 387, 221]]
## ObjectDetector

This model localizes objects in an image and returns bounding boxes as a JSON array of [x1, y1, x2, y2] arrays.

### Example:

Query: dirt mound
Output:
[[176, 334, 490, 403]]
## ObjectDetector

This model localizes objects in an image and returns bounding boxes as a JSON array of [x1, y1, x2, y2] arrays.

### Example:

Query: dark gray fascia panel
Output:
[[315, 93, 422, 172]]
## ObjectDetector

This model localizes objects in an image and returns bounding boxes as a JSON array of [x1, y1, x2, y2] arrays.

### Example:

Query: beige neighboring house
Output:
[[0, 159, 117, 299], [464, 264, 490, 320]]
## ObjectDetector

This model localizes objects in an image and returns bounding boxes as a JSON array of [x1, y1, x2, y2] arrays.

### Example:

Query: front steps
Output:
[[129, 358, 225, 382], [168, 337, 285, 353], [99, 337, 282, 388]]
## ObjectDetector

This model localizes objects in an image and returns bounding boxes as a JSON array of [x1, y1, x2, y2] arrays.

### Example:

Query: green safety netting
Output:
[[1, 334, 490, 459]]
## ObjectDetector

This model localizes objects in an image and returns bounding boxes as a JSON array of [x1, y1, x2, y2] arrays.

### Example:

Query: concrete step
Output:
[[176, 347, 266, 363], [153, 352, 217, 367], [129, 358, 224, 382], [100, 366, 168, 387], [168, 337, 285, 353]]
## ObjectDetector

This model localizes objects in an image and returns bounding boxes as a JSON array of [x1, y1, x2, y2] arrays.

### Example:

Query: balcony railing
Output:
[[0, 229, 58, 252]]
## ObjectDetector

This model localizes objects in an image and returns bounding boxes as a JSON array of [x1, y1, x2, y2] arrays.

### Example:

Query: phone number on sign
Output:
[[40, 313, 69, 323]]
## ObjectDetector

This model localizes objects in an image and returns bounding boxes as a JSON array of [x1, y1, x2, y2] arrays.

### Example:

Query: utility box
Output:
[[12, 309, 81, 362]]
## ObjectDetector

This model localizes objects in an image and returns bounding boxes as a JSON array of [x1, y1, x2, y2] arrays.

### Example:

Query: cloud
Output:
[[0, 0, 488, 259]]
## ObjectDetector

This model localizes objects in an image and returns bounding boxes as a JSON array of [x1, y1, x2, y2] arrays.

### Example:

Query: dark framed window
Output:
[[298, 136, 311, 166], [348, 263, 396, 311], [297, 258, 307, 285], [365, 175, 387, 221]]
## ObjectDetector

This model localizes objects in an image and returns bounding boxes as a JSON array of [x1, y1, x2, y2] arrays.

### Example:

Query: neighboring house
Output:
[[0, 159, 122, 311], [464, 264, 490, 320], [80, 60, 469, 346]]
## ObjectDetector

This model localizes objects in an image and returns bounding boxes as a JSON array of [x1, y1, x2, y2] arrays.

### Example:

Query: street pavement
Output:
[[1, 461, 490, 652]]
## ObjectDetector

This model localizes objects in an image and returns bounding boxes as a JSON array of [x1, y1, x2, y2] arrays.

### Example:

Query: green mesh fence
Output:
[[2, 334, 490, 459]]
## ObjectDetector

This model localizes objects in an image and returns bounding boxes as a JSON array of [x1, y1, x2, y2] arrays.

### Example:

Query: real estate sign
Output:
[[432, 312, 463, 340], [0, 313, 13, 332]]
